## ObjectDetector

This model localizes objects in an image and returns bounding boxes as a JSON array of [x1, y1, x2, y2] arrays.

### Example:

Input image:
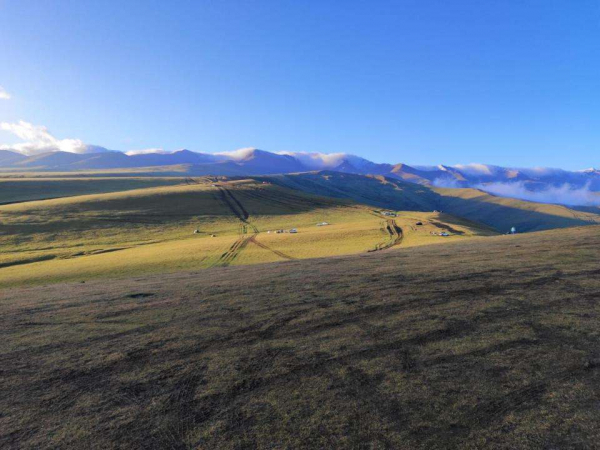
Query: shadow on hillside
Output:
[[433, 193, 597, 232], [265, 172, 598, 233], [0, 183, 352, 239]]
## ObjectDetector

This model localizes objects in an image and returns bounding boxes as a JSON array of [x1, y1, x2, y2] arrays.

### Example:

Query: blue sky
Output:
[[0, 0, 598, 169]]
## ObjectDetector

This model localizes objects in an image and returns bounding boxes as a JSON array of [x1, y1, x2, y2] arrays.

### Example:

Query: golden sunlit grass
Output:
[[0, 179, 494, 287]]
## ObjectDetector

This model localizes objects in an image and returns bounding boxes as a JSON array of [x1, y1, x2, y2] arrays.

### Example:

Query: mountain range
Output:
[[1, 148, 599, 206]]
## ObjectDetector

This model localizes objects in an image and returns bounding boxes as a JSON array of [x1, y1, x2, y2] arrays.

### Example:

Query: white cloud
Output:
[[276, 151, 349, 169], [453, 163, 493, 176], [125, 148, 167, 156], [477, 181, 600, 207], [215, 147, 257, 161], [0, 120, 88, 155], [0, 86, 10, 100]]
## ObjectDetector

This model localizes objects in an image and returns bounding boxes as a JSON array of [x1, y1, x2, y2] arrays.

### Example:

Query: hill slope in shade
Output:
[[0, 177, 191, 204], [265, 171, 600, 232], [1, 225, 599, 448], [0, 150, 27, 166], [0, 179, 493, 286]]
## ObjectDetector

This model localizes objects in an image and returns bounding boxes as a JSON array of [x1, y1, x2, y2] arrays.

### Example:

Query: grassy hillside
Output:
[[266, 171, 600, 232], [0, 179, 492, 287], [0, 165, 195, 177], [0, 176, 191, 204], [431, 186, 600, 232], [1, 226, 599, 449]]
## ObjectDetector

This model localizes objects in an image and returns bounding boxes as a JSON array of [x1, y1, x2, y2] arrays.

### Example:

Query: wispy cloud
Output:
[[0, 86, 10, 100], [0, 120, 88, 155], [477, 181, 600, 207], [125, 148, 167, 156], [453, 163, 493, 176], [215, 147, 257, 161], [276, 151, 350, 169]]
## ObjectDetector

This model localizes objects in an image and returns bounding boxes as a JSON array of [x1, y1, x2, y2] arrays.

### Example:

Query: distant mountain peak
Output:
[[333, 159, 358, 172], [0, 147, 599, 206]]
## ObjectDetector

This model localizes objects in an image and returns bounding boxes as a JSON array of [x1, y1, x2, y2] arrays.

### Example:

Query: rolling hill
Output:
[[0, 177, 191, 204], [2, 225, 599, 448], [0, 178, 494, 287], [265, 171, 600, 232], [0, 148, 306, 174], [0, 150, 27, 166]]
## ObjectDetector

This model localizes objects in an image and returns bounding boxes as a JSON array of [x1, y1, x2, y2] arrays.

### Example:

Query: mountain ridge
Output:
[[1, 148, 599, 205]]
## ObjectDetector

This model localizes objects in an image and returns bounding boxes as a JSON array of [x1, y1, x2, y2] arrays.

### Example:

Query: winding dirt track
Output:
[[214, 187, 406, 264], [370, 218, 403, 252], [248, 236, 295, 260], [212, 185, 288, 266], [216, 235, 254, 266], [217, 187, 247, 222]]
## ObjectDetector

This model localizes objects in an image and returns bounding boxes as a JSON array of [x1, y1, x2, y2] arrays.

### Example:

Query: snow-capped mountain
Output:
[[0, 147, 598, 205]]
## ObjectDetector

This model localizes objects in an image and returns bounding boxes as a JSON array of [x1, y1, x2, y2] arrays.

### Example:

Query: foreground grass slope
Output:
[[1, 226, 599, 449], [0, 179, 492, 286], [267, 171, 600, 232]]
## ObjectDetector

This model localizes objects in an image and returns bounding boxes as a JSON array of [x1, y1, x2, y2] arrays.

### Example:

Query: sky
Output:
[[0, 0, 598, 169]]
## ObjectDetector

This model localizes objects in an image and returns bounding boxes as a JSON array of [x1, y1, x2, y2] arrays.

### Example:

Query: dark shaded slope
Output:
[[264, 171, 600, 232], [263, 171, 439, 211], [0, 178, 188, 204], [0, 150, 27, 166]]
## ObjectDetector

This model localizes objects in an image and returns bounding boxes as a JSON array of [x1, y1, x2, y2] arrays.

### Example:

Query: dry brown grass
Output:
[[1, 226, 600, 449]]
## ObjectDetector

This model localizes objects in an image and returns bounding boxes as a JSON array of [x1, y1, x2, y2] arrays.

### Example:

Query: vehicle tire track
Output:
[[216, 235, 254, 266], [212, 184, 296, 265], [211, 186, 257, 266], [370, 219, 403, 252], [248, 236, 295, 260], [218, 187, 249, 221], [217, 187, 245, 222]]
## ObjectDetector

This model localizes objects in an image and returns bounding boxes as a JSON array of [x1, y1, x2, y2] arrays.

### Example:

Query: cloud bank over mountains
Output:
[[476, 181, 600, 207]]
